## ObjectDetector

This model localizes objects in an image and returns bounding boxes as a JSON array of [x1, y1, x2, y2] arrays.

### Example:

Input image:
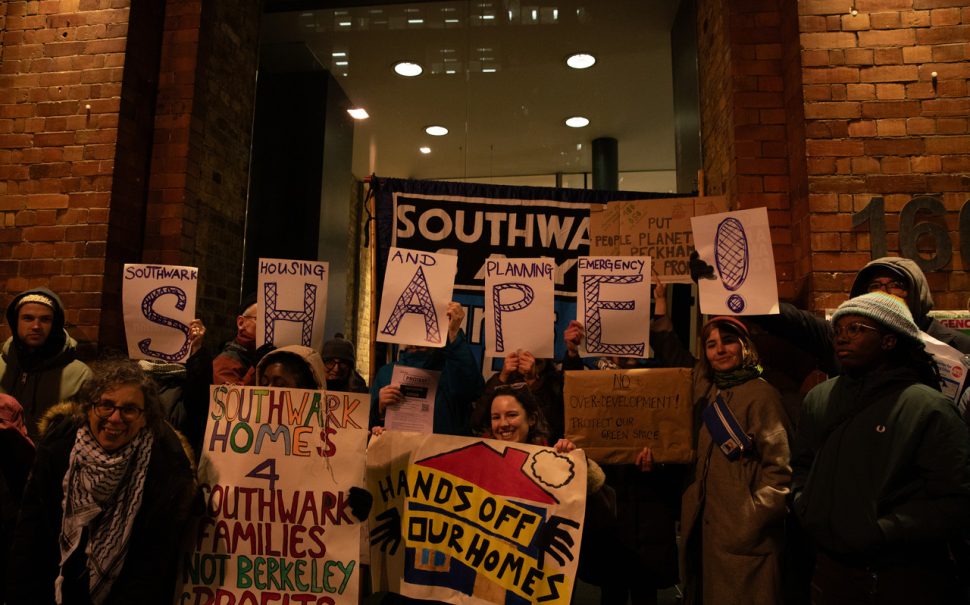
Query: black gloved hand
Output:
[[253, 342, 276, 365], [534, 514, 580, 568], [370, 507, 402, 555], [347, 486, 374, 522], [688, 250, 716, 282]]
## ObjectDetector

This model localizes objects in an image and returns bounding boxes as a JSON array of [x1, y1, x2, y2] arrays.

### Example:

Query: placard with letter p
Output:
[[484, 257, 555, 358]]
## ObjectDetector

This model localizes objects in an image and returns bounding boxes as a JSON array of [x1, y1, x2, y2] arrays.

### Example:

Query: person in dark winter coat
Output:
[[0, 395, 34, 605], [370, 302, 483, 436], [7, 359, 197, 605], [0, 288, 92, 441], [792, 292, 970, 605]]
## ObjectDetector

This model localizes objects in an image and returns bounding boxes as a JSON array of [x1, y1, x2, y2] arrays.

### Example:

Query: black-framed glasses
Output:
[[323, 358, 350, 369], [834, 321, 880, 340], [92, 402, 144, 421], [866, 279, 907, 294]]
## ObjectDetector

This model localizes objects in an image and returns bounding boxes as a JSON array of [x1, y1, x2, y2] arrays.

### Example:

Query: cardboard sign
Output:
[[177, 386, 370, 605], [691, 207, 779, 315], [484, 257, 555, 357], [122, 263, 198, 363], [563, 368, 694, 464], [377, 248, 458, 348], [577, 256, 651, 359], [367, 432, 587, 605], [256, 258, 329, 349], [588, 196, 729, 283]]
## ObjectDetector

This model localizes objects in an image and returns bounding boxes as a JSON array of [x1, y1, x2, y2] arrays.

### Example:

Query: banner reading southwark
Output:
[[367, 432, 587, 605], [177, 386, 370, 605]]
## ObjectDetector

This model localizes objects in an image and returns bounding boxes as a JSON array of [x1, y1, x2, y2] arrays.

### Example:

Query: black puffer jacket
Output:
[[6, 403, 197, 605]]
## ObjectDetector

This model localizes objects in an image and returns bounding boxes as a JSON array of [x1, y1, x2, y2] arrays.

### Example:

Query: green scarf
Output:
[[713, 363, 763, 389]]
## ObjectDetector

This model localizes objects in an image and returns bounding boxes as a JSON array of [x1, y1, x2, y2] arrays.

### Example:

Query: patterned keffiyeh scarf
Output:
[[56, 424, 153, 604], [713, 363, 764, 390]]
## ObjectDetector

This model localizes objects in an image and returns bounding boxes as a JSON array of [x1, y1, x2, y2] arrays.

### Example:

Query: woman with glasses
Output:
[[321, 337, 368, 393], [792, 292, 970, 604], [7, 358, 197, 605], [651, 282, 791, 605]]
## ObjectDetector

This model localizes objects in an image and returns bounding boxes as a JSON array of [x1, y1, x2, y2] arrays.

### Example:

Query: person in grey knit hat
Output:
[[321, 336, 368, 393], [791, 291, 970, 604]]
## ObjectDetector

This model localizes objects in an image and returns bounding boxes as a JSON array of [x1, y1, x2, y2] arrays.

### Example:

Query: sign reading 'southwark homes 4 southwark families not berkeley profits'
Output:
[[564, 368, 693, 464], [177, 385, 370, 605]]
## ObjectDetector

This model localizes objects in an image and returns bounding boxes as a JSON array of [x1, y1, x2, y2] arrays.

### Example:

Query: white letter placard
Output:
[[690, 207, 779, 315], [577, 256, 651, 358], [484, 257, 555, 358], [256, 258, 329, 349], [377, 248, 457, 347], [122, 264, 198, 363]]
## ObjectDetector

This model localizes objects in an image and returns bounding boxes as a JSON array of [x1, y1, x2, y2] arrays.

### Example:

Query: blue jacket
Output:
[[370, 330, 484, 436]]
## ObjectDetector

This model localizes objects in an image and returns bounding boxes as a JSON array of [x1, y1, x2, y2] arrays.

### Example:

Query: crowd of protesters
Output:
[[0, 253, 967, 604]]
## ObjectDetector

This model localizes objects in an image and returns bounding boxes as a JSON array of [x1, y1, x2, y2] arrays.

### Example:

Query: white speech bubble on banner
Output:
[[122, 264, 198, 363]]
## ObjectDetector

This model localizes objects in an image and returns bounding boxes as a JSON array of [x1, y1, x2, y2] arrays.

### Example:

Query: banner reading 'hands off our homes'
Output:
[[367, 432, 587, 605]]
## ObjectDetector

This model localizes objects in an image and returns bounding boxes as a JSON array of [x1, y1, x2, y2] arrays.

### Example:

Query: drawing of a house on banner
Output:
[[400, 441, 582, 605]]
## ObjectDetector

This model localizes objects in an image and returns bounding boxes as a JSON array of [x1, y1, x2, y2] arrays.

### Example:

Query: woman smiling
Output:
[[7, 359, 197, 605]]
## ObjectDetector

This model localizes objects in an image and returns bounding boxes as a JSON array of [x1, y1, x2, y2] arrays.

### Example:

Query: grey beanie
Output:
[[831, 291, 921, 342]]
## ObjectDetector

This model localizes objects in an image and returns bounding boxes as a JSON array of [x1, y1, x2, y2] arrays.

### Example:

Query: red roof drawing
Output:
[[415, 441, 558, 505]]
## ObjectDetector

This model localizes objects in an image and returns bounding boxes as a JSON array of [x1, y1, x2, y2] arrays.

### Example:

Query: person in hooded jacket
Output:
[[255, 344, 328, 390], [370, 302, 483, 436], [0, 288, 92, 441]]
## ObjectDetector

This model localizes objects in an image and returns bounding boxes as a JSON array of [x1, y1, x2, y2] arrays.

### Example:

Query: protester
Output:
[[322, 335, 368, 393], [792, 292, 970, 604], [212, 294, 258, 385], [255, 344, 327, 389], [0, 395, 34, 605], [651, 299, 791, 605], [370, 302, 483, 436], [138, 318, 211, 458], [473, 347, 565, 441], [561, 318, 683, 605], [0, 288, 93, 441], [7, 359, 197, 605]]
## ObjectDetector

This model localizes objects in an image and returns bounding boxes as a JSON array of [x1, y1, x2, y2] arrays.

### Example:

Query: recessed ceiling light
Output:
[[338, 21, 351, 27], [565, 116, 589, 128], [332, 51, 346, 57], [408, 18, 424, 24], [347, 108, 369, 120], [394, 61, 423, 77], [425, 126, 448, 136], [566, 53, 596, 69], [482, 67, 497, 73], [419, 146, 432, 154]]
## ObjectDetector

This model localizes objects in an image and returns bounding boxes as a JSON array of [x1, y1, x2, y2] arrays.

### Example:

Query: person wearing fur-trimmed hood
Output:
[[6, 359, 197, 605]]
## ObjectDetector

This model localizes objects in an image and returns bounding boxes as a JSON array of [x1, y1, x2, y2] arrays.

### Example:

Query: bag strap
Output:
[[702, 394, 753, 462]]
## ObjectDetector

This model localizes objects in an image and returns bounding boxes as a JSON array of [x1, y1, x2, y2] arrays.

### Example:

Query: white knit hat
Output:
[[831, 291, 921, 342]]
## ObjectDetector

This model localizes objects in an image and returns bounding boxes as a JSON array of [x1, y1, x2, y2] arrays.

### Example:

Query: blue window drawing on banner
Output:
[[714, 217, 749, 312], [138, 285, 191, 362], [263, 282, 316, 346], [381, 266, 440, 342], [491, 283, 535, 353], [583, 274, 645, 356]]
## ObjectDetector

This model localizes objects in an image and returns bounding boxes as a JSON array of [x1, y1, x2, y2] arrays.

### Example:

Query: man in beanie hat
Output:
[[792, 292, 970, 604], [0, 288, 91, 440], [321, 335, 368, 393]]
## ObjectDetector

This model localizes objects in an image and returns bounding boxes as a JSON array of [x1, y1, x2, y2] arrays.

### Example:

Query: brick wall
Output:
[[0, 0, 259, 354], [698, 0, 808, 302], [798, 0, 969, 310], [699, 0, 969, 311], [0, 0, 133, 354]]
